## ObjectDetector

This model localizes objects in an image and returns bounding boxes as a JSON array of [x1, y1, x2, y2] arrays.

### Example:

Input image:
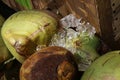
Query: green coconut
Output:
[[1, 10, 58, 63], [81, 50, 120, 80]]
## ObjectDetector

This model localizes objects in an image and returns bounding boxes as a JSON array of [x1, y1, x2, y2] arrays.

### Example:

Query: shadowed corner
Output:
[[0, 0, 16, 19]]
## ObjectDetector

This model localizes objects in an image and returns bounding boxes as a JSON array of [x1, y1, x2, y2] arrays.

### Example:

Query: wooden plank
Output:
[[95, 0, 120, 49], [64, 0, 100, 34]]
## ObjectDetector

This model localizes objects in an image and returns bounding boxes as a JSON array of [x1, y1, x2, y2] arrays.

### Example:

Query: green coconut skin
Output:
[[1, 10, 58, 63], [0, 14, 12, 64], [73, 33, 100, 71], [81, 50, 120, 80]]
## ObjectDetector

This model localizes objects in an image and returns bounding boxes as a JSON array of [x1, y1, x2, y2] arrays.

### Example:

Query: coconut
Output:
[[1, 10, 59, 63], [81, 50, 120, 80], [20, 46, 77, 80]]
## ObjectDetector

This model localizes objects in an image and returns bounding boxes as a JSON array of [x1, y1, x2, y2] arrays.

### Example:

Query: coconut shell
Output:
[[20, 46, 77, 80]]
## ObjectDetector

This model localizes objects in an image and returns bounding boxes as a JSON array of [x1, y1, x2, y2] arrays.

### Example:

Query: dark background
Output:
[[0, 0, 16, 19]]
